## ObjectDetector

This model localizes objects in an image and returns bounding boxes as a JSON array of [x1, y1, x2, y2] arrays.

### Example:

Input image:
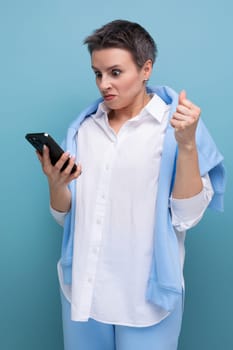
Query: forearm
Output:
[[172, 143, 203, 199], [49, 183, 71, 212], [170, 90, 203, 199]]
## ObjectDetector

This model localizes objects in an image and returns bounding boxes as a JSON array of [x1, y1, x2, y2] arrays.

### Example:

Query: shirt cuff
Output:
[[170, 174, 214, 231], [50, 206, 68, 227]]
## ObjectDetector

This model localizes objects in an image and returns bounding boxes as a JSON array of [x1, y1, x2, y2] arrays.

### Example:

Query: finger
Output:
[[39, 145, 56, 175], [63, 162, 82, 183], [175, 105, 193, 116], [61, 155, 77, 175], [54, 151, 71, 172], [178, 90, 195, 110], [42, 145, 54, 168], [176, 102, 201, 120], [178, 90, 186, 105], [71, 163, 82, 178], [172, 110, 195, 121], [42, 145, 51, 161], [170, 118, 187, 131], [77, 163, 82, 174]]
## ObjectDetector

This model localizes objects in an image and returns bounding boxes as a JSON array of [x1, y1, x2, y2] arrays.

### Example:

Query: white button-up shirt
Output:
[[52, 94, 213, 327]]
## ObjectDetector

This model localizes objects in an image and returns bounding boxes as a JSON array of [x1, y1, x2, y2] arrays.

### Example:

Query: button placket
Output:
[[78, 141, 117, 317]]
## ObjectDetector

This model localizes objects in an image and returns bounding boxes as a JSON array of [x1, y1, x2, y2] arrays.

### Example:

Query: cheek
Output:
[[95, 79, 101, 90], [120, 77, 141, 95]]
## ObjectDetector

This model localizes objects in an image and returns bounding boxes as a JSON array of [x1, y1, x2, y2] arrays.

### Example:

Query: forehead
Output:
[[91, 48, 136, 69]]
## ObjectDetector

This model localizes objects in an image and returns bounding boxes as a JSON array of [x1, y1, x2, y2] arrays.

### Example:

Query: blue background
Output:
[[0, 0, 232, 349]]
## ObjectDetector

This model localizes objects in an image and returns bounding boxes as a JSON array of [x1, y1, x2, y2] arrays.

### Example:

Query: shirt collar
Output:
[[92, 102, 110, 119], [143, 93, 171, 123], [92, 93, 170, 123]]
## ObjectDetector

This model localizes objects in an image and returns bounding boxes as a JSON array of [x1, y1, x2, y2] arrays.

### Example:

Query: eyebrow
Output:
[[91, 64, 121, 71]]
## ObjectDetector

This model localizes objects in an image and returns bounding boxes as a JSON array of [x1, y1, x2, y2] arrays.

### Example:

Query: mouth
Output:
[[103, 94, 115, 101]]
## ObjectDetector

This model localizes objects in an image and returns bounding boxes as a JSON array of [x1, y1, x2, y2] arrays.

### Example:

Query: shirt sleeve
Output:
[[170, 174, 214, 232], [50, 206, 68, 227]]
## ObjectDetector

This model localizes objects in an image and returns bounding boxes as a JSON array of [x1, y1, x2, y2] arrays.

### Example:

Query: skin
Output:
[[37, 147, 82, 212], [37, 47, 202, 211], [171, 91, 203, 198], [91, 48, 152, 133]]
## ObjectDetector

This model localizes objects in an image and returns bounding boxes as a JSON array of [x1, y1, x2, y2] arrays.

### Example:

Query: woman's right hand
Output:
[[36, 145, 82, 212], [37, 145, 82, 187]]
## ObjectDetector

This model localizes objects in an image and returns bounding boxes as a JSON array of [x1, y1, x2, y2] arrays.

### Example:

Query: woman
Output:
[[37, 19, 225, 350]]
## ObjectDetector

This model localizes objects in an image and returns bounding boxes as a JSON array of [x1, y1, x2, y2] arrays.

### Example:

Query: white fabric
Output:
[[51, 94, 213, 326]]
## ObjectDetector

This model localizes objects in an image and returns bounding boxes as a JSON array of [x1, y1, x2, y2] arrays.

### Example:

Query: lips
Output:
[[103, 94, 115, 101]]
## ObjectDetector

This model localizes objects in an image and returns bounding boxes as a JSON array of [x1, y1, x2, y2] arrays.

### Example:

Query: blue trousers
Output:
[[61, 291, 183, 350]]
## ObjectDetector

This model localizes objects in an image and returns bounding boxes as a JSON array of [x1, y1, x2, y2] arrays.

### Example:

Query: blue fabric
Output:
[[59, 86, 226, 312], [60, 290, 183, 350]]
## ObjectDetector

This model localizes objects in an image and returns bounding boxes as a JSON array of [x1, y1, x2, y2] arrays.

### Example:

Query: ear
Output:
[[143, 59, 153, 80]]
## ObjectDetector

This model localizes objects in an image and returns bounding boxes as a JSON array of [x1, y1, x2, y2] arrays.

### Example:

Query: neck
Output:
[[109, 92, 151, 122]]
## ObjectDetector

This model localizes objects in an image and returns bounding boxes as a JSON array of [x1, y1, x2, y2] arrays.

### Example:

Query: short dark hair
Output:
[[83, 19, 158, 68]]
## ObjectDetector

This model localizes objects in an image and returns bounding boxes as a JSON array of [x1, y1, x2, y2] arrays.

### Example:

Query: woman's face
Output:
[[91, 48, 151, 112]]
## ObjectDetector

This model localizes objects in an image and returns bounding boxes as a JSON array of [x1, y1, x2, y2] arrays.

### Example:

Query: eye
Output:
[[111, 69, 121, 77], [94, 71, 102, 78]]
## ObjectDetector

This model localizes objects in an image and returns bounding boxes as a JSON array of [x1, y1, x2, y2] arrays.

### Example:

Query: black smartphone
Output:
[[25, 132, 77, 174]]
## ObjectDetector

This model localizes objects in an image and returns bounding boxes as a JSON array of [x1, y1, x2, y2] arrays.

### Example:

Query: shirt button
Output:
[[96, 218, 101, 225], [105, 164, 109, 170], [87, 277, 93, 284]]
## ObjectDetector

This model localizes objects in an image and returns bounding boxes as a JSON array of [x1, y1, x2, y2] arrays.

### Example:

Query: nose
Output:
[[98, 74, 112, 92]]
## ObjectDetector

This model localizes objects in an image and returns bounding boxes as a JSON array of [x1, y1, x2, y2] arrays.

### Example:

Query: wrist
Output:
[[177, 140, 197, 153], [50, 187, 71, 212]]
